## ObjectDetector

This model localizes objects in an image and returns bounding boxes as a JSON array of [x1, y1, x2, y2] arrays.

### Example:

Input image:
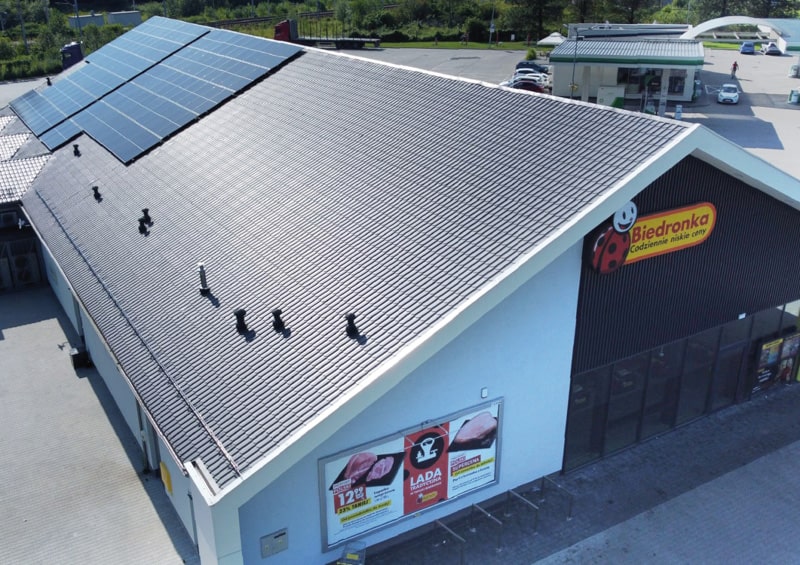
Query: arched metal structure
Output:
[[680, 16, 787, 40]]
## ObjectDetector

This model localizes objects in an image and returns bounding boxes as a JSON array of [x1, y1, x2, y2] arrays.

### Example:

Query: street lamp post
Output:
[[74, 0, 82, 43], [54, 0, 81, 43], [564, 25, 584, 100]]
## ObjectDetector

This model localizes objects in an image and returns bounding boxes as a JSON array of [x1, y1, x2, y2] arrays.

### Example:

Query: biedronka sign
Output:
[[590, 202, 716, 275]]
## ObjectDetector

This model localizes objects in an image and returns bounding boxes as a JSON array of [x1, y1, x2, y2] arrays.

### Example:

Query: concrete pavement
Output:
[[0, 286, 199, 564]]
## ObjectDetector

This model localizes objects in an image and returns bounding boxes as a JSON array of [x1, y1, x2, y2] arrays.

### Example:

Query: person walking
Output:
[[731, 60, 739, 78]]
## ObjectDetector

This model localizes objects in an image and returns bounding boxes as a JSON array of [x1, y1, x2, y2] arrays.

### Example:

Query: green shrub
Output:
[[381, 29, 410, 42]]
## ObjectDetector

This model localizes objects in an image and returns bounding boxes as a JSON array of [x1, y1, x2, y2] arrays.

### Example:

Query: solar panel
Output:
[[74, 102, 160, 164], [10, 91, 67, 136], [40, 120, 82, 149], [11, 17, 209, 137], [16, 19, 303, 163], [131, 71, 219, 115]]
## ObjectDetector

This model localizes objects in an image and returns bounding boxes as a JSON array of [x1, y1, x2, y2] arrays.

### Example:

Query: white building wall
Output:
[[107, 11, 142, 26], [235, 242, 583, 565], [159, 435, 197, 544], [41, 243, 81, 335], [81, 308, 141, 451]]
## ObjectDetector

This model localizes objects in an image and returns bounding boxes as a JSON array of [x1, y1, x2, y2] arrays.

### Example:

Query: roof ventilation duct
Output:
[[92, 186, 101, 201], [141, 208, 152, 226], [72, 144, 80, 157], [271, 309, 285, 333], [344, 313, 359, 338], [197, 263, 210, 296], [138, 218, 149, 235], [234, 309, 248, 333]]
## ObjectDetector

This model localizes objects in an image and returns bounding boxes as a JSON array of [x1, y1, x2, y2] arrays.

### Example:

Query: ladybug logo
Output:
[[591, 201, 637, 275]]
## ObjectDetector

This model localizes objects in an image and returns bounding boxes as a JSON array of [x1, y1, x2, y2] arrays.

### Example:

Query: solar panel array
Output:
[[10, 17, 301, 163]]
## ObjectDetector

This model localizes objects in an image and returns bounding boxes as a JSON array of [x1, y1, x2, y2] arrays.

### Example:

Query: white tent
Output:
[[537, 32, 566, 46]]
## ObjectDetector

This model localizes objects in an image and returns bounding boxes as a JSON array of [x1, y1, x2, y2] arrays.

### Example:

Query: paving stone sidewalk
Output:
[[366, 382, 800, 564]]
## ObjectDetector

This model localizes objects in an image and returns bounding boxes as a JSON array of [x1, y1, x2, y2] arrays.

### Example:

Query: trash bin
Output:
[[675, 104, 683, 120], [788, 89, 800, 104], [790, 65, 800, 79]]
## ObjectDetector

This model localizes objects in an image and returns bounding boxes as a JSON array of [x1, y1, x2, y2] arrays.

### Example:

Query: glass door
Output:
[[709, 343, 746, 412], [676, 327, 720, 425]]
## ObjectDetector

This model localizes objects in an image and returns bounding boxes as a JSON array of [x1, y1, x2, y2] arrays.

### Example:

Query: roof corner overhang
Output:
[[688, 126, 800, 209]]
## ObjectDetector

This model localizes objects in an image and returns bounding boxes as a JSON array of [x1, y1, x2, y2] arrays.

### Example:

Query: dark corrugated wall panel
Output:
[[573, 156, 800, 374]]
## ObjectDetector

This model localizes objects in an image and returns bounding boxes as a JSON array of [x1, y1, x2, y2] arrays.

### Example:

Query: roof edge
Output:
[[206, 120, 703, 508], [688, 126, 800, 208]]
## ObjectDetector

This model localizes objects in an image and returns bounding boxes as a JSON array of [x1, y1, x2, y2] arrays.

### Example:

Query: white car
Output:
[[511, 69, 549, 83], [717, 84, 739, 104]]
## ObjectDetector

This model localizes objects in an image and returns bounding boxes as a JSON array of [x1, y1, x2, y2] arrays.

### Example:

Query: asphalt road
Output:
[[352, 47, 800, 180]]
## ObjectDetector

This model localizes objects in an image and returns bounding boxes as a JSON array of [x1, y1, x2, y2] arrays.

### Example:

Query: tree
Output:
[[506, 0, 563, 41], [601, 0, 660, 24]]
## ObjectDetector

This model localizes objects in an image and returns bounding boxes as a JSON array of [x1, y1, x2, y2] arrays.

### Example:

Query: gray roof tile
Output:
[[22, 43, 691, 489], [1, 156, 48, 203], [551, 38, 704, 64]]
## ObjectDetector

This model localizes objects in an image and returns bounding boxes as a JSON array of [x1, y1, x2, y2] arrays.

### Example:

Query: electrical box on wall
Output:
[[260, 528, 288, 558]]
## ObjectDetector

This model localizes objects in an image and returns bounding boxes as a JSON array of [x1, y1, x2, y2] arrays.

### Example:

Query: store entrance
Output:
[[709, 343, 747, 412], [563, 302, 800, 472]]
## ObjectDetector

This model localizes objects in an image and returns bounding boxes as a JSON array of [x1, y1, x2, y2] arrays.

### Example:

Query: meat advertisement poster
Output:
[[321, 401, 501, 548]]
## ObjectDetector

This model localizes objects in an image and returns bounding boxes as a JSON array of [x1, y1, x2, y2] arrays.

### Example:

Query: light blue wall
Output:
[[81, 308, 141, 450], [159, 435, 196, 544], [41, 244, 81, 335], [238, 242, 582, 564]]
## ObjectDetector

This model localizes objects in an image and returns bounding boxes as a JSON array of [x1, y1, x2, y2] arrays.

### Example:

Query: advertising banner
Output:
[[753, 338, 783, 393], [780, 333, 800, 383], [321, 401, 501, 548]]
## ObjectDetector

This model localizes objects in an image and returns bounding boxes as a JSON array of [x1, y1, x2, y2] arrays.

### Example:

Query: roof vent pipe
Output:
[[138, 217, 148, 234], [197, 263, 210, 296], [272, 309, 285, 333], [92, 186, 101, 201], [73, 144, 80, 157], [345, 313, 359, 338], [234, 309, 248, 333], [141, 208, 152, 225]]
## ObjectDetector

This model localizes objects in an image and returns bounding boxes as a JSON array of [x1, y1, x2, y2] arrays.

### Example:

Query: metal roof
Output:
[[21, 31, 701, 491], [0, 115, 48, 204], [550, 39, 705, 65]]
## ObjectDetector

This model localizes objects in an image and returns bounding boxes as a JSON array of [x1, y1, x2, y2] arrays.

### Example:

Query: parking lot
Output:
[[354, 46, 800, 179]]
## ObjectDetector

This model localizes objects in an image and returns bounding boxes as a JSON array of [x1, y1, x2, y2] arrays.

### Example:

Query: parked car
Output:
[[511, 69, 549, 83], [739, 41, 755, 54], [515, 60, 551, 74], [761, 42, 782, 56], [717, 84, 739, 104], [502, 76, 548, 93]]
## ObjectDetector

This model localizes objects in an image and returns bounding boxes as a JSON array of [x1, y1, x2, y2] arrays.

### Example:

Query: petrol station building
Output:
[[4, 17, 800, 565]]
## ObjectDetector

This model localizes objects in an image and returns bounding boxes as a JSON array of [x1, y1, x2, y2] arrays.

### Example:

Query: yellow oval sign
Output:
[[626, 202, 716, 264]]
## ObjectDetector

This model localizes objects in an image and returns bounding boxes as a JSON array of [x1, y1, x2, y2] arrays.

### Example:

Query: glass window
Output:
[[564, 366, 611, 471], [721, 316, 752, 347], [676, 327, 720, 425], [781, 300, 800, 333], [640, 340, 684, 440], [751, 307, 782, 341], [709, 343, 746, 411], [604, 352, 649, 455]]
